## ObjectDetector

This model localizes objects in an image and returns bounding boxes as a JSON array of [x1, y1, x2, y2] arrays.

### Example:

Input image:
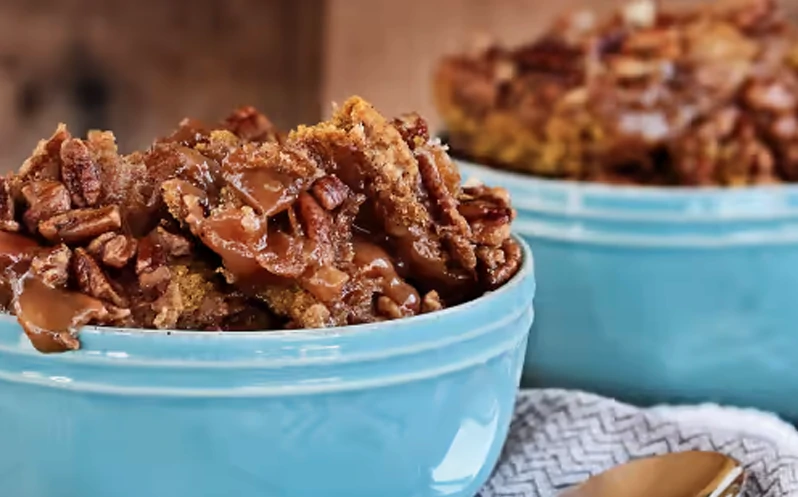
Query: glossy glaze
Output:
[[0, 236, 535, 497], [458, 159, 798, 419]]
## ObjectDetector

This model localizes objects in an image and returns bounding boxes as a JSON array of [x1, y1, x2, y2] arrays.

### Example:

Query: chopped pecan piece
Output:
[[311, 176, 349, 211], [459, 185, 515, 247], [392, 112, 431, 146], [60, 138, 102, 207], [377, 295, 411, 319], [135, 233, 171, 294], [139, 266, 172, 294], [30, 244, 72, 289], [133, 228, 193, 298], [152, 227, 192, 258], [161, 178, 209, 226], [87, 233, 138, 268], [421, 290, 444, 313], [477, 239, 523, 290], [17, 124, 70, 183], [224, 106, 280, 143], [72, 248, 128, 307], [145, 142, 221, 198], [86, 232, 115, 256], [38, 205, 122, 244], [304, 265, 350, 303], [104, 304, 133, 324], [21, 180, 71, 233]]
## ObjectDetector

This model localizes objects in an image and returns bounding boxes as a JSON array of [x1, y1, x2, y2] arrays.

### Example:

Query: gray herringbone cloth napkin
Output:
[[480, 390, 798, 497]]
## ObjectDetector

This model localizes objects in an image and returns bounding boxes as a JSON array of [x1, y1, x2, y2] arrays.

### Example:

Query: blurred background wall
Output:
[[1, 0, 797, 170], [0, 0, 322, 169]]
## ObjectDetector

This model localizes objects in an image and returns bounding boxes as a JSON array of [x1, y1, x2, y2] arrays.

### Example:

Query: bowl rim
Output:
[[0, 235, 534, 359], [457, 157, 798, 196], [455, 157, 798, 222]]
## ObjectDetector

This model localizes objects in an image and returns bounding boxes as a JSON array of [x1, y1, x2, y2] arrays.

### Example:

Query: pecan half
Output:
[[477, 239, 522, 290], [72, 248, 128, 307], [416, 146, 476, 270], [459, 185, 515, 247], [87, 233, 138, 268], [60, 138, 102, 207], [38, 206, 121, 244], [17, 124, 70, 183], [102, 235, 138, 268], [134, 231, 188, 296], [21, 180, 71, 233]]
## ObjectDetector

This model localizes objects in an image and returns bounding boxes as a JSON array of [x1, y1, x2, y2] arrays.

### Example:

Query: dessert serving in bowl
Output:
[[0, 97, 535, 497], [434, 0, 798, 417]]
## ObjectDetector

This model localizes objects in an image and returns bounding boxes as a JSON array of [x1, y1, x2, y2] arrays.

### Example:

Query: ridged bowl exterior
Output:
[[459, 159, 798, 419], [0, 237, 535, 497]]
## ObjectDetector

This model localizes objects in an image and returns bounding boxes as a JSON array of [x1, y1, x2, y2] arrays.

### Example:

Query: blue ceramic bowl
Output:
[[0, 236, 534, 497], [458, 159, 798, 419]]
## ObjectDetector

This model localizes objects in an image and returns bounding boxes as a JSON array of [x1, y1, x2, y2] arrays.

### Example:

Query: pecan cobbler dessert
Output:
[[0, 97, 520, 353], [435, 0, 798, 185]]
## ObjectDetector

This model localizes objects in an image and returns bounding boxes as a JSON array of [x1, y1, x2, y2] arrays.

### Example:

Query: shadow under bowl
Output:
[[0, 235, 535, 497], [458, 158, 798, 420]]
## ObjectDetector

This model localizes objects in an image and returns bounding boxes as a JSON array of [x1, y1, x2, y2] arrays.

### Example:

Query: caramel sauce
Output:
[[303, 265, 350, 303], [175, 146, 221, 194], [353, 239, 420, 314], [162, 119, 211, 147], [14, 277, 106, 353], [255, 230, 307, 278], [197, 208, 268, 279], [194, 207, 306, 286], [222, 152, 311, 217], [228, 168, 298, 216], [0, 231, 38, 270], [164, 178, 209, 219]]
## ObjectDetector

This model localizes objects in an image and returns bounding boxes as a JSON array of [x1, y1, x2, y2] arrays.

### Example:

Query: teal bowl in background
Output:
[[0, 236, 535, 497], [458, 159, 798, 420]]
